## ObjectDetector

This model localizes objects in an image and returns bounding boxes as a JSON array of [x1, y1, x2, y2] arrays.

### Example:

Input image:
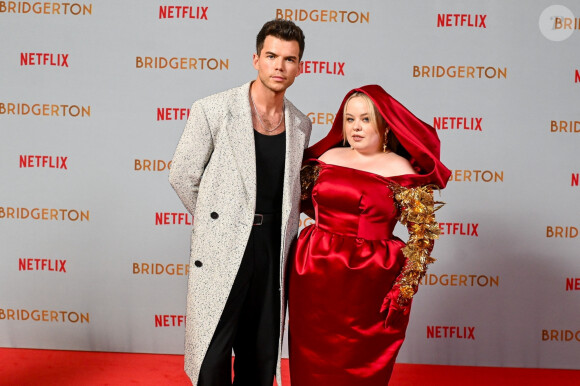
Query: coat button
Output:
[[194, 260, 203, 267], [210, 212, 219, 219]]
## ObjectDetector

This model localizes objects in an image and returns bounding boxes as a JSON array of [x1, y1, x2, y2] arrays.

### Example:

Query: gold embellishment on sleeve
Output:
[[390, 184, 445, 307], [300, 164, 320, 201]]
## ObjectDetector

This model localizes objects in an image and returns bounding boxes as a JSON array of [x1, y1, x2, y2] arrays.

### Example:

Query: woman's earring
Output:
[[383, 130, 389, 153]]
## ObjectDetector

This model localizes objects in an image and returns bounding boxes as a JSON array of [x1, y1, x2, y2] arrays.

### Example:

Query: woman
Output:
[[288, 85, 451, 385]]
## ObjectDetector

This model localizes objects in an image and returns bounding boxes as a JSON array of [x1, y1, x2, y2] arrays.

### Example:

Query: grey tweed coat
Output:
[[169, 81, 312, 385]]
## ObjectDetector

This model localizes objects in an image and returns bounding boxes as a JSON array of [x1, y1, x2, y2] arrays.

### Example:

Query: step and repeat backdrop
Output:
[[1, 0, 579, 370]]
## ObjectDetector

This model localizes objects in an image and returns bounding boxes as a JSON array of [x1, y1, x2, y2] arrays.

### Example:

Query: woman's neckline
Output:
[[317, 159, 416, 181]]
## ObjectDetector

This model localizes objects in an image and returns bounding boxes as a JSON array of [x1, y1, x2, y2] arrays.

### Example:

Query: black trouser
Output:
[[198, 215, 282, 386]]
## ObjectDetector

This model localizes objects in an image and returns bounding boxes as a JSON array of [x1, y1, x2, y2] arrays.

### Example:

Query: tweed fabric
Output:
[[169, 81, 312, 385]]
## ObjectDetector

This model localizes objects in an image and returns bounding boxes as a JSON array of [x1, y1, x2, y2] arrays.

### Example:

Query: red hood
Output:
[[305, 84, 451, 188]]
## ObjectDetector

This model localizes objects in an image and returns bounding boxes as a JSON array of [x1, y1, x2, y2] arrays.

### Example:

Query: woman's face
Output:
[[344, 96, 382, 153]]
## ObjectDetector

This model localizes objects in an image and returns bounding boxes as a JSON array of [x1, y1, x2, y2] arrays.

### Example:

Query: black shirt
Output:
[[254, 130, 286, 214]]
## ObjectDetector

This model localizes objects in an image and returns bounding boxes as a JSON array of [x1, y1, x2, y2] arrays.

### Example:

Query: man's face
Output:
[[253, 35, 301, 94]]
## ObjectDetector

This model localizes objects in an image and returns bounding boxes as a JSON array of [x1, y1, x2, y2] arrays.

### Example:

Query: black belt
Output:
[[253, 213, 281, 226]]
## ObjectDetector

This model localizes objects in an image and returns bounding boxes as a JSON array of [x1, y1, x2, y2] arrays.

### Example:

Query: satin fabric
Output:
[[288, 85, 450, 385], [289, 161, 411, 385]]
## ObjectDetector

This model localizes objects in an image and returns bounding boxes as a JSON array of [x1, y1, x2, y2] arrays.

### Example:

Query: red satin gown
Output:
[[289, 161, 411, 385]]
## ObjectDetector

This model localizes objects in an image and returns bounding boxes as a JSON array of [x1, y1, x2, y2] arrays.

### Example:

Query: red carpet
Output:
[[1, 348, 578, 385]]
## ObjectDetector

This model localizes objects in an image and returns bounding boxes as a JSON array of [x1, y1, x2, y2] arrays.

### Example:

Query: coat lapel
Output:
[[282, 100, 307, 219], [225, 82, 256, 205]]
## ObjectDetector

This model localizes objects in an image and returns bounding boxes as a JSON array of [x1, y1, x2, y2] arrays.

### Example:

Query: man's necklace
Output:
[[250, 92, 285, 132]]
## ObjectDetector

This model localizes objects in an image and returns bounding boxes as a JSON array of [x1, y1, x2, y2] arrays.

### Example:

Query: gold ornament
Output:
[[390, 184, 445, 307], [300, 164, 321, 201]]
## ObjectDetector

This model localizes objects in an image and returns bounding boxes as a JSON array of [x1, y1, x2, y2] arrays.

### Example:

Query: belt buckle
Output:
[[254, 214, 263, 226]]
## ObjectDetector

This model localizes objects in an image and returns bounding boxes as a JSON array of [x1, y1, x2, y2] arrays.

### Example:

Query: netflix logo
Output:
[[437, 14, 487, 28], [155, 212, 192, 225], [157, 107, 190, 121], [20, 52, 69, 67], [19, 155, 68, 169], [300, 60, 345, 76], [438, 222, 479, 236], [19, 258, 67, 272], [433, 116, 482, 131], [427, 326, 475, 340], [566, 278, 580, 291], [159, 6, 208, 20], [155, 314, 186, 327]]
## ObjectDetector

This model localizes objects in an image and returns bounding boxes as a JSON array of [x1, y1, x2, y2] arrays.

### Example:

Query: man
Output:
[[169, 19, 311, 386]]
